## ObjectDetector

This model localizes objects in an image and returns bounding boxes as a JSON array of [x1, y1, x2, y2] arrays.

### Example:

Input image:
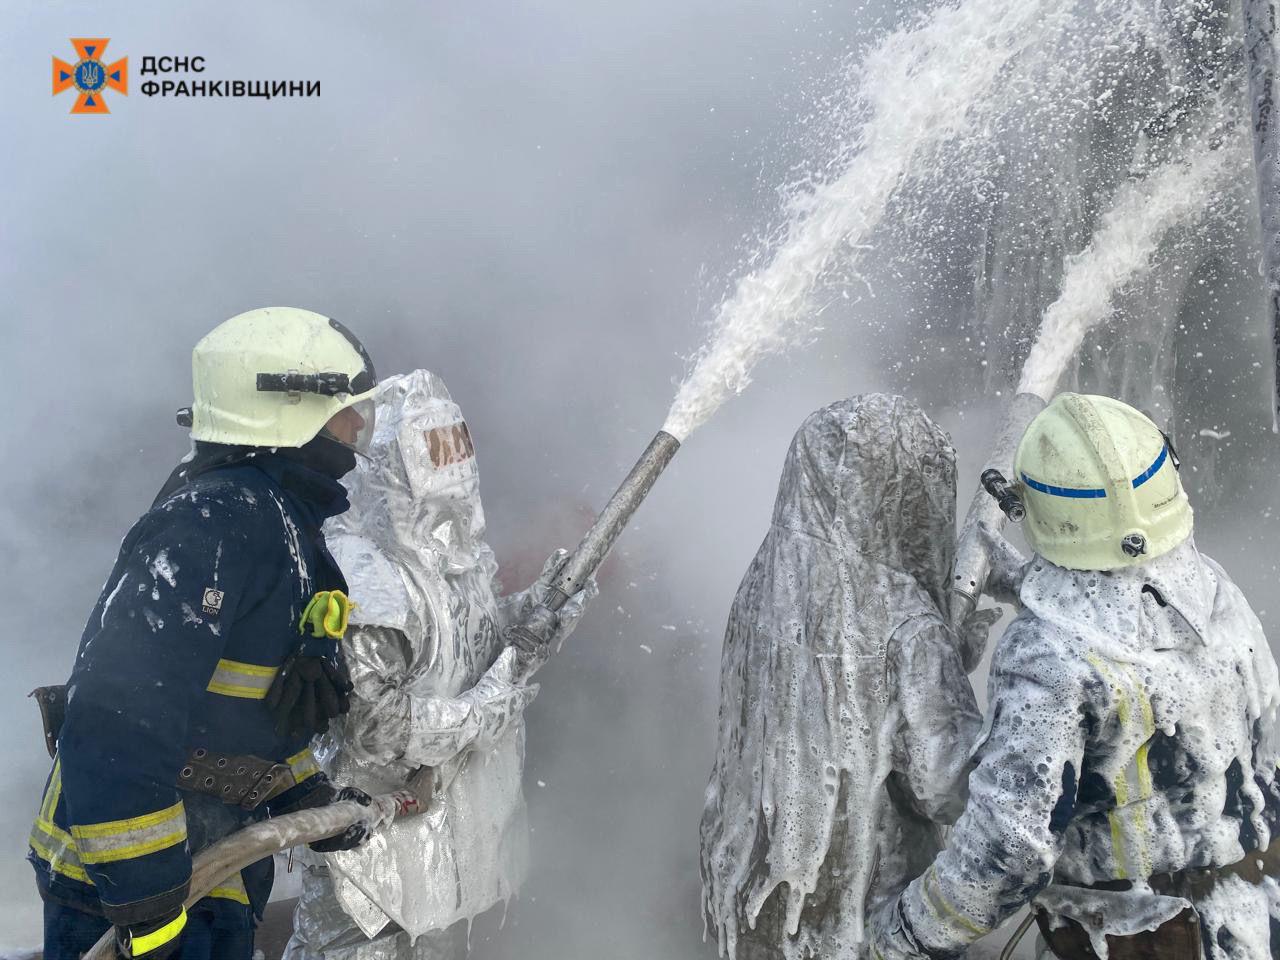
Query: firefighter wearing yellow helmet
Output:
[[189, 306, 378, 450], [31, 308, 379, 960], [1014, 393, 1192, 570], [872, 394, 1280, 959]]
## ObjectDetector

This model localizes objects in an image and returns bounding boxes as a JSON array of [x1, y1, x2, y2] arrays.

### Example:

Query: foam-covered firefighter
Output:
[[29, 308, 382, 960], [871, 394, 1280, 960], [699, 395, 995, 960]]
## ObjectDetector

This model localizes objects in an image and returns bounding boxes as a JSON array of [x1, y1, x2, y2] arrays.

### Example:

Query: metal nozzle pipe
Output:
[[949, 392, 1046, 626], [544, 430, 682, 609]]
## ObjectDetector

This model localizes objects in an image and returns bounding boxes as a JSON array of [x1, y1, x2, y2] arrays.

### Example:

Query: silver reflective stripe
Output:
[[71, 802, 187, 864], [29, 817, 92, 883], [206, 659, 278, 699], [209, 872, 249, 905]]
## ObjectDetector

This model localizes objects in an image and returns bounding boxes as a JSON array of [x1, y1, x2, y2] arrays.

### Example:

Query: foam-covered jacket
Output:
[[287, 370, 533, 951], [872, 538, 1280, 959], [700, 395, 984, 960]]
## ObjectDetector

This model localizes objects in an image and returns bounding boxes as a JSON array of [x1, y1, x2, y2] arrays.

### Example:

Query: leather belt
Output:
[[177, 748, 298, 811], [1079, 832, 1280, 900]]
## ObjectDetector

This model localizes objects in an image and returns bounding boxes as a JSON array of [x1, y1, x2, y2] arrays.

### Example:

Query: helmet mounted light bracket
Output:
[[980, 468, 1027, 522], [256, 370, 357, 399], [1121, 532, 1148, 557], [185, 307, 378, 448]]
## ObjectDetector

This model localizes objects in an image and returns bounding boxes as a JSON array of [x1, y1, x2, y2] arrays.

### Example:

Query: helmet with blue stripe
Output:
[[1012, 393, 1192, 570]]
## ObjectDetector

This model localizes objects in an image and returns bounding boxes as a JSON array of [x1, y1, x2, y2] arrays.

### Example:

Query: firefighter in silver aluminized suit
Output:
[[283, 369, 596, 960], [700, 395, 995, 960]]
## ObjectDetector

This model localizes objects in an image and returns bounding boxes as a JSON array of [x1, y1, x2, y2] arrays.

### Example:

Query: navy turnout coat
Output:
[[29, 451, 349, 925]]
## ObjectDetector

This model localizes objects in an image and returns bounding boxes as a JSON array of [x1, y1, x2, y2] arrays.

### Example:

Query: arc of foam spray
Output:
[[1017, 129, 1241, 401], [662, 0, 1062, 442], [949, 126, 1242, 628]]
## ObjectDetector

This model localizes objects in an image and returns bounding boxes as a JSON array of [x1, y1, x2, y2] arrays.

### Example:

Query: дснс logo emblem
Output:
[[52, 38, 127, 114]]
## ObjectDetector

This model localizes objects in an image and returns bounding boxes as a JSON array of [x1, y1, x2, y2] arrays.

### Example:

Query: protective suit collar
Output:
[[154, 440, 352, 518], [1020, 536, 1214, 654], [154, 444, 350, 526], [261, 447, 352, 523]]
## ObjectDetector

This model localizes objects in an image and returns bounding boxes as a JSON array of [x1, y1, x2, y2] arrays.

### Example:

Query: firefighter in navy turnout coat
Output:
[[29, 308, 381, 960]]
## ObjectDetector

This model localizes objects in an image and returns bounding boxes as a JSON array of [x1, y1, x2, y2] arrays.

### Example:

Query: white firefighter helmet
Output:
[[1013, 393, 1192, 571], [187, 307, 377, 449]]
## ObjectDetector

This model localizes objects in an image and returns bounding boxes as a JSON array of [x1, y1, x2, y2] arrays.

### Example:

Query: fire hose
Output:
[[948, 392, 1046, 627], [83, 772, 432, 960], [84, 431, 683, 959]]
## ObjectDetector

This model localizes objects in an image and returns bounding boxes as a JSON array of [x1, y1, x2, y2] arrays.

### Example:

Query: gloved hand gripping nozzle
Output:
[[507, 430, 680, 681]]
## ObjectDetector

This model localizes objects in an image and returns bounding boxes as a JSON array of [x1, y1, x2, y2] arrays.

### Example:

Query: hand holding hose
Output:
[[505, 549, 599, 679]]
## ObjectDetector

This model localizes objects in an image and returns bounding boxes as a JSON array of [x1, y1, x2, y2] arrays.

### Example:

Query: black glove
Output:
[[290, 781, 374, 852], [114, 907, 187, 960], [264, 649, 353, 738]]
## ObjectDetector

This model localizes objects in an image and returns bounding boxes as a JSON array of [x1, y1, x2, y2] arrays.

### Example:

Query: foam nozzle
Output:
[[544, 430, 682, 609]]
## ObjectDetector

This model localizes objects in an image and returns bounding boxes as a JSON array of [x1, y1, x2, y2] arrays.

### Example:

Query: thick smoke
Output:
[[0, 0, 887, 952], [5, 1, 1280, 958]]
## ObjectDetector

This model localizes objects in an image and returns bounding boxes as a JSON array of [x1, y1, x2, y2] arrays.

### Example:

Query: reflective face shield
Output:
[[320, 395, 378, 456]]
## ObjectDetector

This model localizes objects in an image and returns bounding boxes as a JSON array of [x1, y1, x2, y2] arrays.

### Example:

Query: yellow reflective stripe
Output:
[[71, 801, 187, 864], [130, 908, 187, 956], [214, 660, 277, 678], [287, 747, 320, 782], [34, 814, 74, 848], [72, 801, 185, 839], [206, 682, 269, 698], [920, 866, 990, 938], [1124, 677, 1156, 879], [1131, 673, 1156, 801], [29, 838, 91, 884], [1089, 654, 1158, 880], [31, 760, 94, 885], [79, 829, 187, 864], [206, 659, 278, 699], [1135, 740, 1154, 799], [41, 759, 62, 822], [1107, 812, 1129, 881], [208, 873, 250, 905], [29, 819, 92, 884]]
